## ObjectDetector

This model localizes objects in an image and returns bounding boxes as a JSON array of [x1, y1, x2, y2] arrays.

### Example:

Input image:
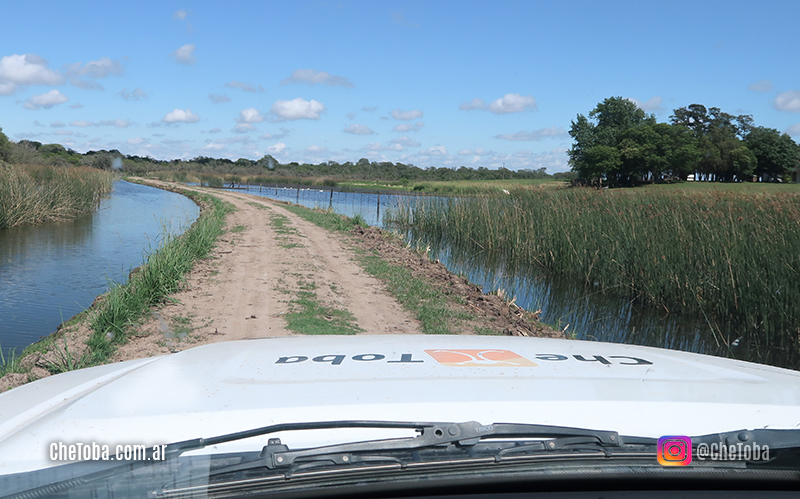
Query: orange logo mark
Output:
[[424, 349, 538, 367]]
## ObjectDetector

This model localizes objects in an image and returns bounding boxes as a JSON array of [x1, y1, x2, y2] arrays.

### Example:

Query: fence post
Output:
[[377, 192, 381, 221]]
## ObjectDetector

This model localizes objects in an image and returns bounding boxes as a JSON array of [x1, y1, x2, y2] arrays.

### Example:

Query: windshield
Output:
[[1, 1, 799, 498]]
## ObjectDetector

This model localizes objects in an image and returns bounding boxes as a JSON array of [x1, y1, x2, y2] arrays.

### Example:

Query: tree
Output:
[[0, 127, 11, 163], [568, 97, 655, 184], [670, 105, 755, 181], [745, 127, 799, 181]]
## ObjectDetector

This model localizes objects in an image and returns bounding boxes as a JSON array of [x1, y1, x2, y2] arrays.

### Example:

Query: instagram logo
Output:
[[658, 436, 692, 466]]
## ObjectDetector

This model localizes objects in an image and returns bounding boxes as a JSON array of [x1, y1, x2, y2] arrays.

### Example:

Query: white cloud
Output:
[[208, 127, 222, 134], [774, 90, 800, 112], [270, 98, 325, 121], [0, 54, 62, 94], [748, 79, 774, 93], [233, 123, 255, 133], [203, 143, 225, 151], [422, 145, 447, 156], [362, 142, 404, 152], [281, 68, 354, 87], [127, 137, 146, 145], [65, 58, 124, 79], [173, 9, 188, 20], [489, 94, 537, 114], [162, 108, 200, 123], [236, 107, 265, 123], [171, 44, 196, 65], [209, 93, 230, 104], [118, 87, 148, 101], [305, 145, 328, 153], [346, 112, 356, 120], [344, 124, 375, 135], [23, 89, 69, 110], [362, 106, 377, 112], [495, 126, 569, 141], [460, 93, 537, 114], [70, 120, 94, 127], [70, 79, 104, 90], [69, 103, 83, 109], [390, 136, 420, 147], [392, 122, 425, 133], [391, 108, 423, 120], [785, 123, 800, 136], [459, 98, 486, 111], [457, 147, 490, 156], [259, 128, 289, 140], [225, 80, 264, 93], [50, 121, 65, 128], [626, 96, 663, 112], [99, 119, 131, 128], [53, 130, 73, 136], [267, 142, 287, 154]]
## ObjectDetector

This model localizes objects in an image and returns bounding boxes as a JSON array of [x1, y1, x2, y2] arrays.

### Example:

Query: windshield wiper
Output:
[[166, 420, 626, 467]]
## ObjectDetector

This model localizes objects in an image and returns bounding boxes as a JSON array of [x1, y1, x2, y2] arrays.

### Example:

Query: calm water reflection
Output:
[[0, 181, 199, 356]]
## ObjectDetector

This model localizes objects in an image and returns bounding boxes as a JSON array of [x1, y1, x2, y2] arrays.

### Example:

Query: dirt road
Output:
[[115, 181, 422, 360]]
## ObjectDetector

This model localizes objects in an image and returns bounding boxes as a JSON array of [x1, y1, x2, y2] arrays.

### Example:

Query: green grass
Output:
[[281, 205, 361, 232], [386, 185, 800, 368], [85, 189, 234, 363], [269, 213, 306, 249], [0, 343, 23, 377], [285, 291, 363, 335], [0, 164, 116, 229], [230, 224, 247, 233], [358, 254, 467, 334]]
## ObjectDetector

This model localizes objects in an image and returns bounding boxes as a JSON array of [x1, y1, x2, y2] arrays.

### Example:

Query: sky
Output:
[[1, 0, 799, 173]]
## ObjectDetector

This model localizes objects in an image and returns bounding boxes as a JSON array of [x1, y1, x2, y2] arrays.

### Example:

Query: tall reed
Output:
[[0, 164, 115, 229], [387, 187, 800, 368]]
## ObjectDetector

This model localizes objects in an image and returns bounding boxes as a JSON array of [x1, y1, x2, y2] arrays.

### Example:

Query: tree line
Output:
[[0, 127, 558, 183], [568, 97, 799, 185]]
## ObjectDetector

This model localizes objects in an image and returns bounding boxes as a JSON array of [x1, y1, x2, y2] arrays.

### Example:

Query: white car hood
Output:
[[1, 335, 799, 475]]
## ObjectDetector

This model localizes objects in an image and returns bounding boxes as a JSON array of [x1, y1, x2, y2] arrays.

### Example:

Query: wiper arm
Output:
[[166, 420, 622, 466], [261, 421, 624, 469]]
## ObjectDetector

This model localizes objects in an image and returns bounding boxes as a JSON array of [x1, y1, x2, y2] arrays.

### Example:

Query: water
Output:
[[228, 184, 743, 363], [0, 181, 199, 357], [220, 185, 416, 226], [425, 244, 731, 357]]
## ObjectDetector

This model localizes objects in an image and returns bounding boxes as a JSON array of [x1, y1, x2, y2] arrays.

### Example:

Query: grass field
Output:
[[386, 182, 800, 368]]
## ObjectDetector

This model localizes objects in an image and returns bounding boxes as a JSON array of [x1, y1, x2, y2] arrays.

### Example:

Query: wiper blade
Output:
[[166, 420, 623, 466]]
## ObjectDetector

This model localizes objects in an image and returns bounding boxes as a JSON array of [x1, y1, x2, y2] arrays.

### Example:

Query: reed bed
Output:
[[0, 164, 115, 229], [386, 187, 800, 368]]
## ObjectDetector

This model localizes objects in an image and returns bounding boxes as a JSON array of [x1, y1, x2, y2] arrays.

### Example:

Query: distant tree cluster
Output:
[[568, 97, 800, 185], [0, 128, 556, 182], [119, 155, 553, 182]]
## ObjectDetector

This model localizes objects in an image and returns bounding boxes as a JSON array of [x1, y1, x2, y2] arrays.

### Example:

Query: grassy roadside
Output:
[[280, 204, 480, 335], [0, 183, 234, 380]]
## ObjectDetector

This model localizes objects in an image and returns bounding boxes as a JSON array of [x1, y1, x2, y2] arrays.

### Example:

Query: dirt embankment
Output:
[[0, 182, 560, 392]]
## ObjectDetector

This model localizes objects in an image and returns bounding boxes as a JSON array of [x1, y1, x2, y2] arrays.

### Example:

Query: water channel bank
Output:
[[0, 180, 199, 358]]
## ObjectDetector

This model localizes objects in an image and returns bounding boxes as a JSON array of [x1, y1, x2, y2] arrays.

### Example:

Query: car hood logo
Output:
[[424, 349, 538, 367]]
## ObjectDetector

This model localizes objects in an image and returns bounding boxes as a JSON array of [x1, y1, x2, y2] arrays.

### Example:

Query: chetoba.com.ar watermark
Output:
[[50, 442, 167, 462], [657, 436, 770, 466]]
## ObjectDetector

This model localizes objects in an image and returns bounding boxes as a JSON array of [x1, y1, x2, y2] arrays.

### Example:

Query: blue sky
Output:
[[1, 0, 798, 172]]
